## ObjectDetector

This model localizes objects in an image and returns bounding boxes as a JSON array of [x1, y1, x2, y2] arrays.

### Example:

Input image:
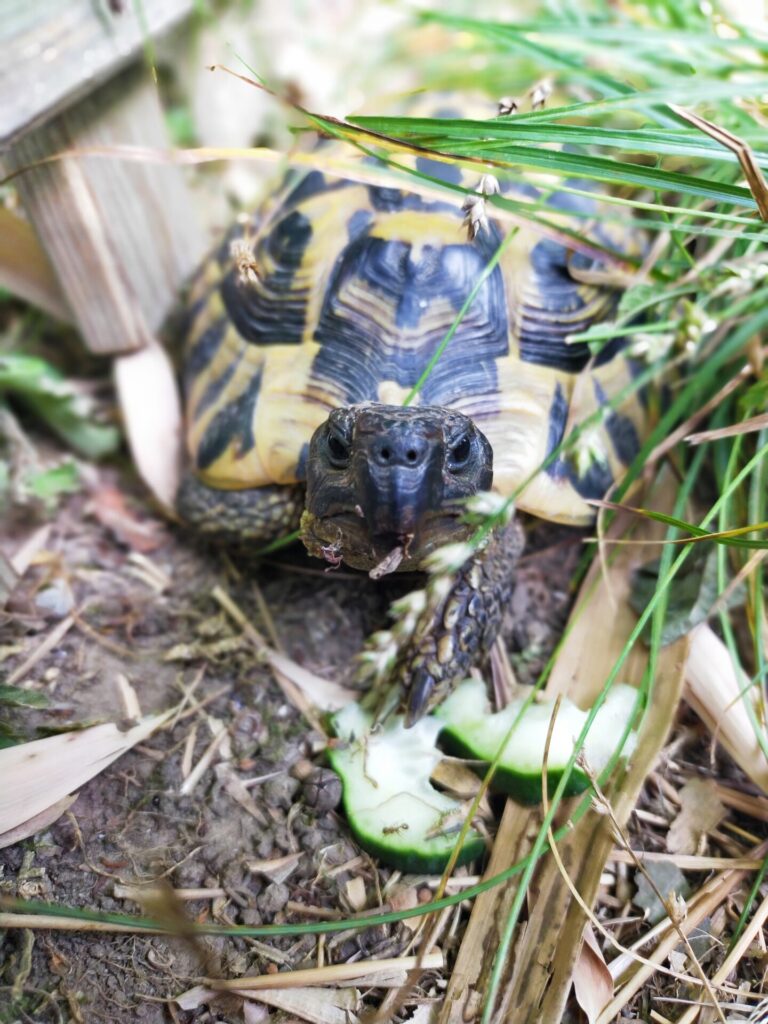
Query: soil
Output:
[[0, 462, 580, 1024]]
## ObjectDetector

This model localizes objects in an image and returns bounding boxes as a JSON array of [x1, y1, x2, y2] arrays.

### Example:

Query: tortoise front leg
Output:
[[176, 473, 305, 545], [364, 521, 524, 725]]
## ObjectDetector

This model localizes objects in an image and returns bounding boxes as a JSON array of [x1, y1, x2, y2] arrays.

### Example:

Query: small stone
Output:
[[239, 907, 262, 927], [264, 774, 300, 810], [34, 578, 74, 618], [261, 881, 290, 916], [302, 768, 342, 812]]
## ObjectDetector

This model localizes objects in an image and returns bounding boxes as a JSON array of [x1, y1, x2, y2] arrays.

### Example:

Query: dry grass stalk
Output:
[[17, 136, 636, 275], [714, 784, 768, 821], [538, 710, 738, 1018], [252, 579, 285, 653], [686, 411, 768, 444], [113, 885, 227, 901], [579, 775, 726, 1022], [9, 524, 52, 575], [608, 850, 764, 870], [644, 364, 752, 468], [674, 888, 768, 1024], [180, 722, 198, 778], [115, 672, 141, 720], [669, 104, 768, 221], [598, 839, 768, 1022], [6, 613, 74, 686], [0, 913, 167, 933], [206, 951, 444, 991], [179, 717, 228, 796]]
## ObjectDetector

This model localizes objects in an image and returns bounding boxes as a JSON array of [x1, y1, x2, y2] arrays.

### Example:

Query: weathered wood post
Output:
[[0, 1, 207, 512]]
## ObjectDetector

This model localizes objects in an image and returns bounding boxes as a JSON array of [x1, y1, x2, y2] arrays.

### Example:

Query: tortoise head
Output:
[[301, 404, 493, 573]]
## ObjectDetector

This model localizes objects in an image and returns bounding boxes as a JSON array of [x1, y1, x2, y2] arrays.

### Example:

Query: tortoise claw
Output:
[[404, 669, 436, 728]]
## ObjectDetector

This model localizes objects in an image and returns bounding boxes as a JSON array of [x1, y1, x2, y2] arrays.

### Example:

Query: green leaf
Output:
[[0, 685, 50, 708], [617, 284, 661, 320], [630, 548, 743, 645], [0, 354, 120, 459], [26, 461, 80, 505]]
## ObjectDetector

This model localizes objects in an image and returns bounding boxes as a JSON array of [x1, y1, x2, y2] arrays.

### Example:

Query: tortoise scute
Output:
[[179, 93, 645, 526]]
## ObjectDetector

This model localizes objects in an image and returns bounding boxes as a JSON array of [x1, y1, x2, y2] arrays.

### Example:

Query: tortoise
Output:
[[176, 96, 645, 723]]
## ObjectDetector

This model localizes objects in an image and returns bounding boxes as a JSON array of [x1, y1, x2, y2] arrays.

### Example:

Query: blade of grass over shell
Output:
[[312, 116, 760, 211], [402, 228, 518, 407], [349, 119, 768, 168], [426, 16, 768, 54]]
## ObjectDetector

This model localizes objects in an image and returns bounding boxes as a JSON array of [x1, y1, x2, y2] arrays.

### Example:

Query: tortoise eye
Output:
[[327, 431, 351, 467], [448, 434, 471, 470]]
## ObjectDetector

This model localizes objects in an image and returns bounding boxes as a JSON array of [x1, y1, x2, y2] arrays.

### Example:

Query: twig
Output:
[[6, 615, 74, 685], [674, 888, 768, 1024], [686, 411, 768, 445], [205, 951, 444, 991], [670, 105, 768, 221], [608, 850, 764, 870], [179, 719, 228, 796], [585, 770, 727, 1024]]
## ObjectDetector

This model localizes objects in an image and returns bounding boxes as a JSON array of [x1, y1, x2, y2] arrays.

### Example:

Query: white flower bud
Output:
[[230, 239, 260, 287], [462, 194, 488, 239], [428, 575, 454, 604], [390, 589, 427, 618], [628, 331, 675, 362], [465, 491, 514, 522], [529, 78, 553, 110], [424, 542, 475, 575], [358, 630, 398, 679], [477, 174, 500, 196]]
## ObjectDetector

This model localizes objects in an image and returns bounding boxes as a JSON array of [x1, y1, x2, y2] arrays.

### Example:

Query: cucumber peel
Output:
[[327, 702, 485, 873], [328, 681, 639, 870], [436, 678, 639, 804]]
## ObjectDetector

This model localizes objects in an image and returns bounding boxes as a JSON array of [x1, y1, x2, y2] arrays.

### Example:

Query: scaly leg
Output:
[[362, 521, 524, 725], [176, 473, 304, 544]]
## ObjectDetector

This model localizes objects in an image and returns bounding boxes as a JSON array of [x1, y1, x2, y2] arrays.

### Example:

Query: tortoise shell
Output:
[[181, 99, 645, 526]]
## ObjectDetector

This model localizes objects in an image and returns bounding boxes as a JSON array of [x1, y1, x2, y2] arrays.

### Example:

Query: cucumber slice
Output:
[[436, 678, 639, 803], [328, 702, 485, 873]]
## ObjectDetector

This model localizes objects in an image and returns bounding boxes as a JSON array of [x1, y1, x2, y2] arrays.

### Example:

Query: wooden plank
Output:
[[0, 0, 193, 144], [4, 67, 206, 354], [0, 206, 71, 321], [0, 550, 19, 608]]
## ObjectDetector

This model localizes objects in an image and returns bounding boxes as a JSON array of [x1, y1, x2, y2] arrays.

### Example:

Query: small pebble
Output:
[[34, 578, 74, 618], [261, 881, 290, 916], [302, 768, 342, 812]]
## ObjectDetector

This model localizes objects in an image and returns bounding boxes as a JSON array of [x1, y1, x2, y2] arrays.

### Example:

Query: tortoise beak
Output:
[[354, 414, 444, 553]]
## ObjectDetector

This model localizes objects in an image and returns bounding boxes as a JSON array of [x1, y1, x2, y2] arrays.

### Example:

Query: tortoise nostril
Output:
[[406, 449, 418, 463], [381, 446, 391, 461]]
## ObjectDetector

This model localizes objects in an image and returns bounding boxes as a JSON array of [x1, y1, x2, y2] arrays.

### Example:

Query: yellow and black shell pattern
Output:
[[181, 102, 646, 526]]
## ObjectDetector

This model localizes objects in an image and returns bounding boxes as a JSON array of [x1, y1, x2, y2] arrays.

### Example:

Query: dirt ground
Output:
[[0, 454, 580, 1023]]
